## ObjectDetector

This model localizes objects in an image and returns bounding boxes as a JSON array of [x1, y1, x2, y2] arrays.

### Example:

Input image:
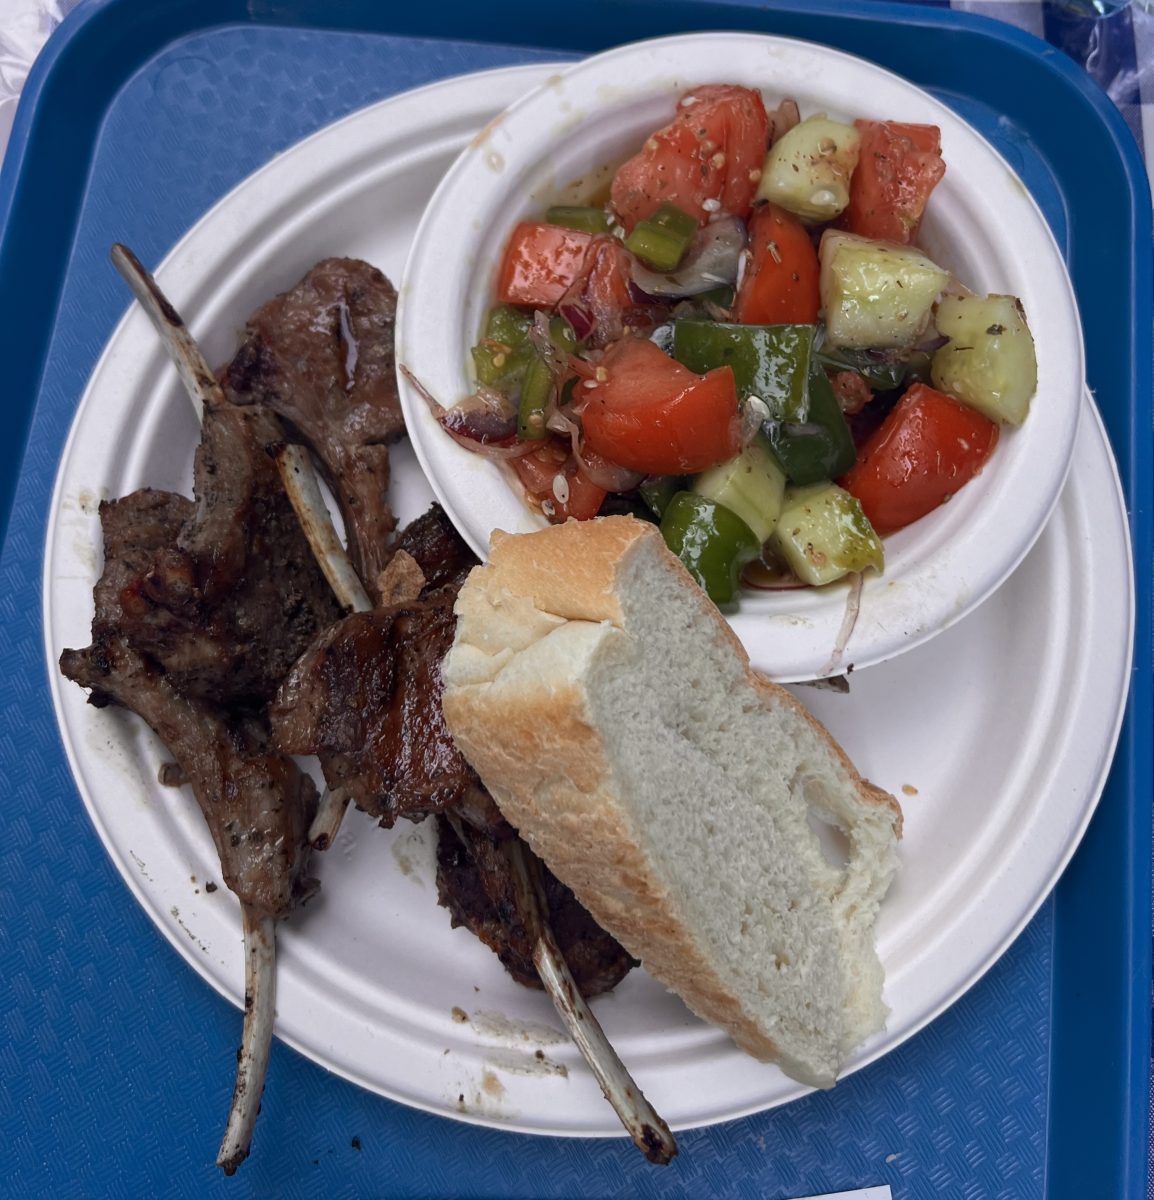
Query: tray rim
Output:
[[0, 0, 1149, 1195]]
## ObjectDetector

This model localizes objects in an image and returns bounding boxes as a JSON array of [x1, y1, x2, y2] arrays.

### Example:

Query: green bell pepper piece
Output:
[[545, 205, 611, 234], [516, 317, 578, 439], [517, 355, 553, 439], [638, 475, 685, 520], [770, 364, 857, 485], [625, 203, 699, 272], [471, 305, 534, 390], [660, 492, 760, 605], [670, 320, 855, 484], [671, 320, 813, 423]]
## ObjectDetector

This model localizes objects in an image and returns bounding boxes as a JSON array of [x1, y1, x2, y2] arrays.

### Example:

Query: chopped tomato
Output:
[[839, 382, 999, 534], [555, 235, 637, 344], [610, 85, 770, 231], [828, 369, 873, 415], [497, 223, 592, 308], [844, 121, 945, 244], [578, 338, 741, 476], [581, 237, 634, 309], [732, 202, 820, 325], [510, 440, 608, 521]]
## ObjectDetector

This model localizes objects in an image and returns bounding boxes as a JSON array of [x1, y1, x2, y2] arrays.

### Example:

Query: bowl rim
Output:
[[396, 30, 1085, 682]]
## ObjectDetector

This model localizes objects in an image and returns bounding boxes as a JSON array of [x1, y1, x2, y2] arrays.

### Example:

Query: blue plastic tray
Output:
[[1, 2, 1149, 1197]]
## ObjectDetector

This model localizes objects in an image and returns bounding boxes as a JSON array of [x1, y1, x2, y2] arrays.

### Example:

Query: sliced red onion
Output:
[[441, 404, 518, 445], [528, 310, 564, 372], [742, 559, 808, 590], [916, 332, 950, 354], [577, 453, 645, 493], [767, 98, 801, 147], [558, 301, 594, 341], [822, 571, 864, 677], [629, 217, 747, 298], [547, 407, 644, 492], [400, 363, 537, 461]]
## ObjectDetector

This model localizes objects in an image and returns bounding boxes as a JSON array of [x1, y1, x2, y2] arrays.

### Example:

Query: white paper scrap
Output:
[[793, 1190, 891, 1200]]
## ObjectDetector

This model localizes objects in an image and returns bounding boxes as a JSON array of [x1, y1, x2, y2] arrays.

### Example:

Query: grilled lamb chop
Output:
[[57, 245, 346, 1175], [222, 258, 405, 597], [61, 631, 318, 918]]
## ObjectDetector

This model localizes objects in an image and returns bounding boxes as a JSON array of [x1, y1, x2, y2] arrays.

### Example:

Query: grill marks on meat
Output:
[[436, 817, 638, 999], [222, 259, 404, 597], [270, 586, 502, 834], [270, 504, 501, 830], [60, 494, 320, 918]]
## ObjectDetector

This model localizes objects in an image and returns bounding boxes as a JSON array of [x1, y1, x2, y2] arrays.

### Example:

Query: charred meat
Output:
[[436, 816, 637, 999], [60, 493, 319, 917], [269, 505, 499, 832], [222, 259, 404, 597], [270, 586, 503, 834], [88, 408, 343, 709]]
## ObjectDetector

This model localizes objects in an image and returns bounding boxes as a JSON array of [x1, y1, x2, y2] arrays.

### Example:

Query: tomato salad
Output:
[[440, 86, 1038, 603]]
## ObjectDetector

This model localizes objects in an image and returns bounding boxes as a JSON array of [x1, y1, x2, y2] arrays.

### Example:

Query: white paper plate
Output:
[[44, 64, 1132, 1138], [397, 34, 1085, 683]]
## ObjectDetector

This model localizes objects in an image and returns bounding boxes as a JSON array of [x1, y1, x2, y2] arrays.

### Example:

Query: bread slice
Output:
[[441, 516, 901, 1089]]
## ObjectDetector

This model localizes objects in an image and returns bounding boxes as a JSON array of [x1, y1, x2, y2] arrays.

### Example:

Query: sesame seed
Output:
[[594, 366, 609, 383], [541, 499, 556, 518], [582, 378, 598, 389], [646, 138, 659, 152], [702, 198, 721, 212], [767, 240, 782, 264], [552, 474, 571, 505], [680, 94, 698, 107], [491, 352, 507, 369], [710, 151, 726, 169], [748, 168, 762, 184], [701, 137, 716, 152]]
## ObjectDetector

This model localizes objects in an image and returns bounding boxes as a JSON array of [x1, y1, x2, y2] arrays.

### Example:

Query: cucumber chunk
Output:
[[772, 482, 884, 586], [930, 293, 1037, 426], [692, 435, 787, 543], [756, 116, 861, 223], [819, 231, 949, 350]]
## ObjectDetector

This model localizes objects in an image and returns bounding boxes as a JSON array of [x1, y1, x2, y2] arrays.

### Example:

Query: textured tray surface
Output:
[[0, 6, 1148, 1198]]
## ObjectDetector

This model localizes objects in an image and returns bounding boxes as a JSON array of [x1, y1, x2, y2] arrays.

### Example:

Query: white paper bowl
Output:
[[397, 33, 1083, 682]]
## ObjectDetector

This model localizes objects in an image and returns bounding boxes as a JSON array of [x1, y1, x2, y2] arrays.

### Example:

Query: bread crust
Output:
[[442, 516, 900, 1087]]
